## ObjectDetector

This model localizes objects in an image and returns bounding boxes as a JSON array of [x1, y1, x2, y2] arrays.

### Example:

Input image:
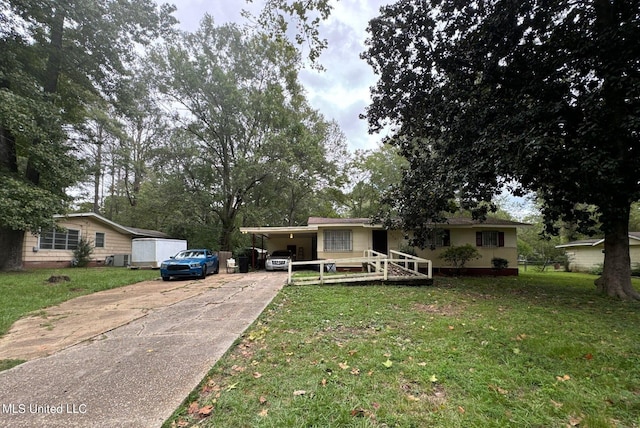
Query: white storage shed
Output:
[[131, 238, 187, 268]]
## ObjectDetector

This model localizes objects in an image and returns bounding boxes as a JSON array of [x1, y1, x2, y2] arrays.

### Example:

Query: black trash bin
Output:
[[238, 256, 249, 273]]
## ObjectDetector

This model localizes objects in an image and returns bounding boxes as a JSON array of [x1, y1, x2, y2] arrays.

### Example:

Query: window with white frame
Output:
[[323, 230, 352, 252], [95, 232, 105, 248], [40, 229, 80, 250]]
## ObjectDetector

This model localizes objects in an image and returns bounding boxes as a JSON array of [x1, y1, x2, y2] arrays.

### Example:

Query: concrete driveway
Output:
[[0, 271, 287, 427]]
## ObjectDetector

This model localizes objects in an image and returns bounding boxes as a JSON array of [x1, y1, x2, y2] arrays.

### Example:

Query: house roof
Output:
[[240, 216, 530, 238], [308, 216, 529, 228], [556, 233, 640, 248], [56, 213, 170, 238], [444, 217, 530, 227], [307, 217, 375, 226]]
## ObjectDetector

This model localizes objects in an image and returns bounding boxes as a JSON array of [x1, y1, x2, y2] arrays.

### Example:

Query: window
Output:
[[40, 229, 80, 250], [476, 231, 504, 248], [95, 232, 105, 248], [324, 230, 352, 252], [426, 229, 450, 248]]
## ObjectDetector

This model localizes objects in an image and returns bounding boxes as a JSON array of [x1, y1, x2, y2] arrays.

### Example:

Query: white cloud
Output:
[[159, 0, 390, 151]]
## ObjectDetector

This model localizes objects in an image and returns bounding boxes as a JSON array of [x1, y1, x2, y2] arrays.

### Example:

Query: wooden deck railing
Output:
[[287, 250, 432, 285]]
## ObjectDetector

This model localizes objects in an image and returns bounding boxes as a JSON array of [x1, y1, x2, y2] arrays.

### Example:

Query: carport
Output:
[[241, 225, 319, 263]]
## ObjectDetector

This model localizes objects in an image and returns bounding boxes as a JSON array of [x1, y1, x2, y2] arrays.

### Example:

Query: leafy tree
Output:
[[0, 0, 176, 269], [247, 117, 349, 227], [344, 144, 407, 218], [243, 0, 334, 67], [363, 0, 640, 299], [152, 18, 340, 250]]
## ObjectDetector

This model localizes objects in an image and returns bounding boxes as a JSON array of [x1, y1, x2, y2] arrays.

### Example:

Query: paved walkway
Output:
[[0, 271, 287, 427]]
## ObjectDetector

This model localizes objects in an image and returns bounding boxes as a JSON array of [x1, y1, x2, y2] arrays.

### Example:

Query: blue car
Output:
[[160, 249, 219, 281]]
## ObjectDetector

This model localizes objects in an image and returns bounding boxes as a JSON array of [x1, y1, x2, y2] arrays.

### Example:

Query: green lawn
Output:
[[166, 271, 640, 428], [0, 267, 159, 337]]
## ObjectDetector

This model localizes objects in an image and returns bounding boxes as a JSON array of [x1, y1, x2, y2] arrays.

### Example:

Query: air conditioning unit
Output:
[[113, 254, 130, 267]]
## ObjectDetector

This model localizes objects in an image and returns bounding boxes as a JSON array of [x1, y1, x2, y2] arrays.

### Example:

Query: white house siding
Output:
[[565, 238, 640, 272], [389, 228, 519, 270], [23, 217, 133, 268]]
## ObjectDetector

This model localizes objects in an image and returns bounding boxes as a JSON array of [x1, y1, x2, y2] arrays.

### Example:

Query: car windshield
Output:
[[174, 250, 205, 259], [270, 251, 290, 258]]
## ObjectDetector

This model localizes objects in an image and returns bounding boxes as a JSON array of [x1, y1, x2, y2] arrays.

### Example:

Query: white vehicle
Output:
[[265, 250, 291, 271]]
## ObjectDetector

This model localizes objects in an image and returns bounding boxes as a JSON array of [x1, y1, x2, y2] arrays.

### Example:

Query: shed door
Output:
[[372, 230, 388, 255]]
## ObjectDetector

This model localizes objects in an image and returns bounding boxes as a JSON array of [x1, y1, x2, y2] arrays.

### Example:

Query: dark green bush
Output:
[[491, 257, 509, 269]]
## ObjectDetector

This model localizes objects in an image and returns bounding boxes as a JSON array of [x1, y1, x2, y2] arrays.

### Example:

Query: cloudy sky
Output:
[[164, 0, 392, 152]]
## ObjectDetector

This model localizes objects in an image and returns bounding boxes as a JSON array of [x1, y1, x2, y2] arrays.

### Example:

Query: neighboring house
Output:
[[556, 233, 640, 272], [240, 216, 528, 275], [22, 213, 170, 269]]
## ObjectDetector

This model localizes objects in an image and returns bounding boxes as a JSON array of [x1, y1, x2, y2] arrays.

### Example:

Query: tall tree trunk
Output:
[[595, 206, 640, 300], [25, 6, 66, 185], [0, 228, 25, 270], [0, 126, 18, 173], [93, 128, 103, 213], [218, 216, 235, 252]]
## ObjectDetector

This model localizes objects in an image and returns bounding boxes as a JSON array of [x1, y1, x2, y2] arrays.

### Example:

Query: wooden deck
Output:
[[287, 250, 432, 285]]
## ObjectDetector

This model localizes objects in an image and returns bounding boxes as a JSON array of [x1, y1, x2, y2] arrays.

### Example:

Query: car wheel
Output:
[[162, 276, 170, 281], [199, 264, 207, 279]]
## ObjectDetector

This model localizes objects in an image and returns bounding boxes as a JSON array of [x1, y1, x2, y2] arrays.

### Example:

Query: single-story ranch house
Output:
[[241, 216, 529, 276], [556, 233, 640, 272], [22, 213, 172, 269]]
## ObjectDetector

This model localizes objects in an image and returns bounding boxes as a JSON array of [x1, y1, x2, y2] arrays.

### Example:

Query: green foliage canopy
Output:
[[363, 0, 640, 299]]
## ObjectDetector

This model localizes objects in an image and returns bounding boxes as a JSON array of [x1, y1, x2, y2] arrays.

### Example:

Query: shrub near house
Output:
[[439, 244, 481, 275]]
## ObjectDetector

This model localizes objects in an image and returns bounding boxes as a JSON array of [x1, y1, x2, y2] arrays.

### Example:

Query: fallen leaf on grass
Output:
[[550, 399, 563, 408], [351, 408, 366, 417], [417, 362, 427, 366], [448, 325, 455, 330], [226, 382, 238, 392], [556, 374, 571, 382], [350, 367, 360, 376], [339, 361, 350, 370], [187, 402, 199, 415], [321, 378, 327, 387], [458, 406, 465, 414], [293, 390, 306, 396], [489, 384, 508, 395], [429, 374, 438, 383], [568, 414, 583, 426], [383, 359, 393, 368], [253, 372, 262, 379], [258, 409, 268, 417], [406, 394, 420, 402], [259, 396, 268, 405], [198, 405, 213, 417], [584, 353, 593, 360]]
